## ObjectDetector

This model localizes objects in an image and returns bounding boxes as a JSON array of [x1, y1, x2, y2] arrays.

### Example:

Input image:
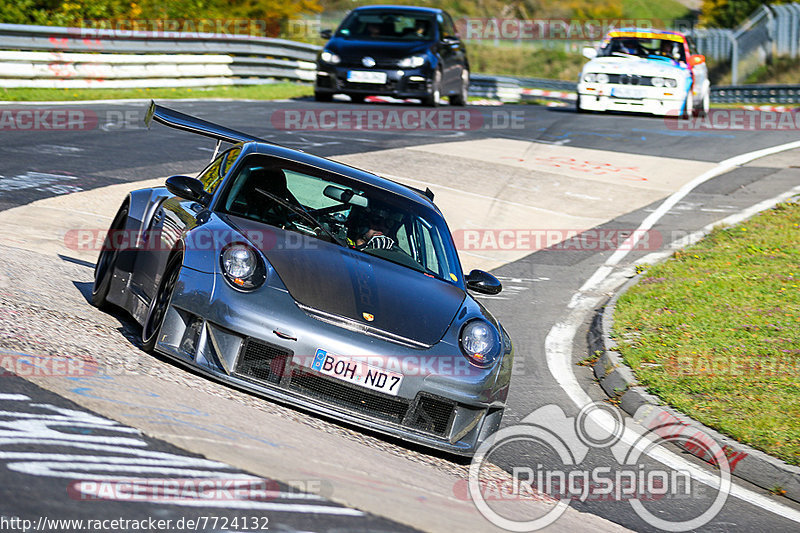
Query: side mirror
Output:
[[689, 54, 706, 66], [165, 175, 209, 205], [582, 47, 597, 60], [320, 29, 332, 39], [465, 269, 502, 295]]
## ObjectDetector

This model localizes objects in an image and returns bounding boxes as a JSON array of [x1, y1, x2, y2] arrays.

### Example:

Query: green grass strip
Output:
[[614, 201, 800, 465]]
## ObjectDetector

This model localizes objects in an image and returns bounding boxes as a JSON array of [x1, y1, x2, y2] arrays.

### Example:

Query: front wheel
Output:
[[314, 91, 333, 102], [141, 254, 181, 353], [92, 204, 128, 309], [449, 69, 469, 106], [422, 69, 442, 107], [697, 89, 710, 118], [681, 91, 693, 120]]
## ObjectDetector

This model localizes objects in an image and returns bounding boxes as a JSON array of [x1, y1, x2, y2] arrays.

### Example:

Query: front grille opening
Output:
[[289, 369, 409, 424], [234, 338, 291, 385], [407, 394, 456, 437]]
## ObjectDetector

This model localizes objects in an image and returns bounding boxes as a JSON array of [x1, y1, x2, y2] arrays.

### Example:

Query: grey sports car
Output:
[[92, 102, 513, 455]]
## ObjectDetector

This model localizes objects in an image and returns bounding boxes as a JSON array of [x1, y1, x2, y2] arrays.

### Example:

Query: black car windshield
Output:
[[599, 37, 686, 62], [337, 11, 435, 40], [219, 155, 462, 285]]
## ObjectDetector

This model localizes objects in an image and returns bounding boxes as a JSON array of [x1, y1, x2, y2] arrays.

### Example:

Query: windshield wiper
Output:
[[255, 188, 346, 246]]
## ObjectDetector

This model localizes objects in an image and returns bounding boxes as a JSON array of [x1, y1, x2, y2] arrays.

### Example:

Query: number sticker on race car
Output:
[[311, 349, 403, 396]]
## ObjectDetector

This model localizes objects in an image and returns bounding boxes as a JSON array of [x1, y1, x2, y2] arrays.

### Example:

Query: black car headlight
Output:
[[459, 319, 501, 367], [320, 51, 341, 65], [220, 242, 266, 291]]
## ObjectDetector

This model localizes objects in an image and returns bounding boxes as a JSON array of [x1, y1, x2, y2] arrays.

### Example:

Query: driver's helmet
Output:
[[620, 39, 640, 55], [346, 205, 391, 243]]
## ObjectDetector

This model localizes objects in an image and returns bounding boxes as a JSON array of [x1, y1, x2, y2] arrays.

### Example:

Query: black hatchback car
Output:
[[314, 6, 469, 106]]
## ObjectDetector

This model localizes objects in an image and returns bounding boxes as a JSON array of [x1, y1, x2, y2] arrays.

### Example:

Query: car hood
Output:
[[583, 56, 689, 78], [228, 216, 466, 346], [328, 38, 431, 60]]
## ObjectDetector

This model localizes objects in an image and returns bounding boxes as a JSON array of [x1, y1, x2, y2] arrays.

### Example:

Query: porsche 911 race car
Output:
[[92, 102, 513, 456], [577, 29, 710, 118]]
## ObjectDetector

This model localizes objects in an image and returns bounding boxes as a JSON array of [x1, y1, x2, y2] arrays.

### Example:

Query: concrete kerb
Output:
[[591, 271, 800, 504]]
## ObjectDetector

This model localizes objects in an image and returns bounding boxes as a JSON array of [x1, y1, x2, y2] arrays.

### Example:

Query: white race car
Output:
[[577, 29, 710, 118]]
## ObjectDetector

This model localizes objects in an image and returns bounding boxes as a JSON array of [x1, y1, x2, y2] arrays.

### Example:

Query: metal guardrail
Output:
[[0, 22, 320, 88], [711, 85, 800, 104]]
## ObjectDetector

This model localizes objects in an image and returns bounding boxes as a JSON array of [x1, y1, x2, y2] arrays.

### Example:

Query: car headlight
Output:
[[596, 73, 609, 84], [220, 242, 266, 291], [651, 76, 664, 87], [664, 78, 677, 88], [583, 72, 597, 83], [398, 55, 425, 68], [460, 320, 501, 367], [320, 51, 341, 65]]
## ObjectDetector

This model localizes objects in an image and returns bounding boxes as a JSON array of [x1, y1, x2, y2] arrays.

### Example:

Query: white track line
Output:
[[546, 139, 800, 522]]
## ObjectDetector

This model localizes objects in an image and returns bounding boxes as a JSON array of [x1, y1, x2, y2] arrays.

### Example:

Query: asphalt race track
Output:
[[1, 97, 800, 532]]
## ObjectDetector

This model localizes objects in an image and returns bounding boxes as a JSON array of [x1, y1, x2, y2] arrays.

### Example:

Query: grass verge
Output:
[[0, 82, 313, 102], [613, 201, 800, 466]]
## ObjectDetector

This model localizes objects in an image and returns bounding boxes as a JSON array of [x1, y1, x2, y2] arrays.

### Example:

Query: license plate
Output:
[[612, 86, 646, 99], [311, 349, 403, 396], [347, 70, 387, 84]]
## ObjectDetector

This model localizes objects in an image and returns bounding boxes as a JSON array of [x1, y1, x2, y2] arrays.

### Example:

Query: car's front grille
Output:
[[406, 394, 456, 436], [288, 369, 409, 424], [340, 57, 400, 68], [232, 336, 456, 439], [233, 338, 291, 385], [607, 74, 656, 86], [340, 80, 398, 92]]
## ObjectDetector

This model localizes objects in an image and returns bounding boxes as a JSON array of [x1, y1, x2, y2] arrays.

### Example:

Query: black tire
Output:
[[141, 254, 181, 353], [576, 95, 587, 113], [681, 91, 693, 120], [449, 69, 469, 106], [91, 204, 128, 309], [422, 69, 442, 107], [314, 91, 333, 102]]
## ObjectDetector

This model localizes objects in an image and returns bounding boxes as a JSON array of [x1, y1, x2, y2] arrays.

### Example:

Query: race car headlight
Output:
[[583, 72, 597, 82], [460, 320, 501, 367], [398, 55, 426, 68], [596, 73, 609, 84], [320, 51, 341, 65], [651, 76, 664, 87], [664, 78, 677, 88], [220, 242, 266, 291]]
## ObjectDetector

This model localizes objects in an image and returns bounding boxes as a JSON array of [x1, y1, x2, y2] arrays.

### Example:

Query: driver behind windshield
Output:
[[347, 209, 395, 250]]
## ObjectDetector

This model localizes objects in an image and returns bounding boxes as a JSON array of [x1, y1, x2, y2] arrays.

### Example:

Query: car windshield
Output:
[[337, 11, 435, 41], [219, 155, 462, 284], [599, 37, 686, 62]]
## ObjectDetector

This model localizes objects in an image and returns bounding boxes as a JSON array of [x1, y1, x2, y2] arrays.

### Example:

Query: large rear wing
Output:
[[145, 100, 269, 145]]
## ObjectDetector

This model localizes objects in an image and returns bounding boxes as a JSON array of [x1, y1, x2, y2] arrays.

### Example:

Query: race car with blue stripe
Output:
[[577, 29, 710, 118]]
